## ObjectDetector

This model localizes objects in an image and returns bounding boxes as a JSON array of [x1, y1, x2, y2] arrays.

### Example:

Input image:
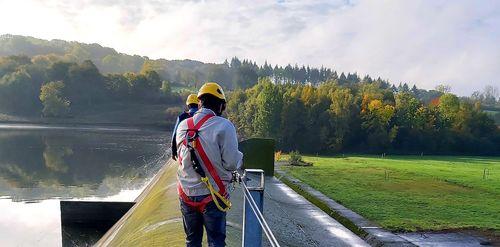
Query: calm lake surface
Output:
[[0, 124, 169, 246]]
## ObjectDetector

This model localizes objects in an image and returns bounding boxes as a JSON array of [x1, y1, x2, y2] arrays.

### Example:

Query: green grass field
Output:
[[281, 155, 500, 232]]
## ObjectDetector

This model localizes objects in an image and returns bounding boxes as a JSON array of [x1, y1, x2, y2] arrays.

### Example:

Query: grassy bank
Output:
[[281, 155, 500, 232]]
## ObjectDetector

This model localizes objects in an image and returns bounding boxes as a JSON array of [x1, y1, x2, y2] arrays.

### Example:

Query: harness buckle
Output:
[[186, 128, 199, 148]]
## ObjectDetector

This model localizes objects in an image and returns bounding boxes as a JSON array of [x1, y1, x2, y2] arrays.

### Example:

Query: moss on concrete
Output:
[[97, 160, 241, 246], [97, 160, 184, 246]]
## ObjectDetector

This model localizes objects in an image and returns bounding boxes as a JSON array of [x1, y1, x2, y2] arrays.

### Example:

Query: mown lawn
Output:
[[282, 155, 500, 232]]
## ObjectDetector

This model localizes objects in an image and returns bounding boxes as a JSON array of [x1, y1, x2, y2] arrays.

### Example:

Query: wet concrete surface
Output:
[[399, 232, 494, 247], [227, 177, 369, 247]]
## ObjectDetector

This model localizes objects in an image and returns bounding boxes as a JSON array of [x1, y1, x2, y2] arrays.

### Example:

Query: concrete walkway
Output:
[[227, 177, 369, 247], [399, 232, 493, 247]]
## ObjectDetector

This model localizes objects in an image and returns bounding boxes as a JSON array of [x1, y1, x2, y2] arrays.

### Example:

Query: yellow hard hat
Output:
[[186, 94, 199, 105], [197, 82, 226, 101]]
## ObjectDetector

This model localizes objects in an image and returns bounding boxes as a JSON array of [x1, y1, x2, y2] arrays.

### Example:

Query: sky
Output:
[[0, 0, 499, 95]]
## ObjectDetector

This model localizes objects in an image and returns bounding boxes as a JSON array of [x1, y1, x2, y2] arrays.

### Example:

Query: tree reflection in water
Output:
[[43, 138, 73, 173], [0, 128, 168, 201]]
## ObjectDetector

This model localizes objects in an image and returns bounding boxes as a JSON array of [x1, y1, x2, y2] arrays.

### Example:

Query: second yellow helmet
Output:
[[197, 82, 226, 101], [186, 94, 199, 105]]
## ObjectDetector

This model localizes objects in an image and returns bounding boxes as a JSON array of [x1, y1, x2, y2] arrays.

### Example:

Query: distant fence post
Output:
[[242, 169, 265, 247]]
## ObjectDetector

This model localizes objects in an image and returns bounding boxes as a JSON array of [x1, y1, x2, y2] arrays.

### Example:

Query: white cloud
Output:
[[0, 0, 498, 95]]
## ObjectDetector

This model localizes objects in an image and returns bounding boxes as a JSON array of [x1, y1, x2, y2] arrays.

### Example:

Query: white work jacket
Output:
[[176, 108, 243, 196]]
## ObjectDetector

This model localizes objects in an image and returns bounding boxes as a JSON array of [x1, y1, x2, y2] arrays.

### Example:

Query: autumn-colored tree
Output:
[[328, 88, 358, 151], [39, 81, 70, 117], [439, 93, 460, 124]]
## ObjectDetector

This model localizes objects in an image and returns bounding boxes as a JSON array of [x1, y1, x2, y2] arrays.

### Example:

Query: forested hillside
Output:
[[0, 34, 445, 97], [0, 54, 176, 117], [227, 79, 499, 155], [1, 34, 359, 89], [3, 35, 498, 106], [0, 34, 499, 154]]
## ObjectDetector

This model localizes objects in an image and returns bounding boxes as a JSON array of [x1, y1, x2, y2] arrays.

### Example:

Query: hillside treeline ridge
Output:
[[0, 35, 483, 91], [0, 53, 457, 118], [0, 34, 399, 90], [2, 34, 498, 103], [0, 34, 449, 115], [226, 79, 499, 155], [0, 34, 499, 154], [0, 55, 177, 116], [3, 34, 499, 100]]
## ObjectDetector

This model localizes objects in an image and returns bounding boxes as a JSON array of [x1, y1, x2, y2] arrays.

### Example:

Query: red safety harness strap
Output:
[[178, 183, 213, 212], [192, 139, 227, 195]]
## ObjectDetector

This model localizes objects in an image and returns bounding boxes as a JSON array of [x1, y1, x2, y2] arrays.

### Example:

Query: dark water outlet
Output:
[[60, 201, 135, 247]]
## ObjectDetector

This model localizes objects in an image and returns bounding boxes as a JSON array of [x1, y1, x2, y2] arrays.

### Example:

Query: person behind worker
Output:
[[175, 82, 243, 247], [171, 94, 199, 161]]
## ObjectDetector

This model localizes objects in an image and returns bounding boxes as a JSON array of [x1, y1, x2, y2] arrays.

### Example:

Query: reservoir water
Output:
[[0, 124, 169, 246]]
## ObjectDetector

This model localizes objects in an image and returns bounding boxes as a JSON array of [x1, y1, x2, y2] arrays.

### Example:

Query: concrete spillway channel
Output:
[[91, 138, 368, 246], [96, 159, 243, 246]]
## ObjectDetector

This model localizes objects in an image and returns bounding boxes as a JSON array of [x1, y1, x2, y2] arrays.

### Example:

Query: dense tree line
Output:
[[0, 35, 380, 90], [0, 55, 175, 116], [0, 35, 447, 100], [226, 78, 500, 155], [1, 34, 498, 132]]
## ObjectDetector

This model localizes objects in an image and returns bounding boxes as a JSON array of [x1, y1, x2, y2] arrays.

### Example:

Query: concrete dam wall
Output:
[[96, 138, 275, 246]]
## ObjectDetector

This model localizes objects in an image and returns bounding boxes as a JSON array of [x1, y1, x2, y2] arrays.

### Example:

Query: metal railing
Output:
[[240, 169, 280, 247]]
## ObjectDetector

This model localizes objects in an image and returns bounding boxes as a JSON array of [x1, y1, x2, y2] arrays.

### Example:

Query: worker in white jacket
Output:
[[175, 82, 243, 247]]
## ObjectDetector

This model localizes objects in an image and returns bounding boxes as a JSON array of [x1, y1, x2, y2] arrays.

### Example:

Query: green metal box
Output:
[[239, 138, 275, 176]]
